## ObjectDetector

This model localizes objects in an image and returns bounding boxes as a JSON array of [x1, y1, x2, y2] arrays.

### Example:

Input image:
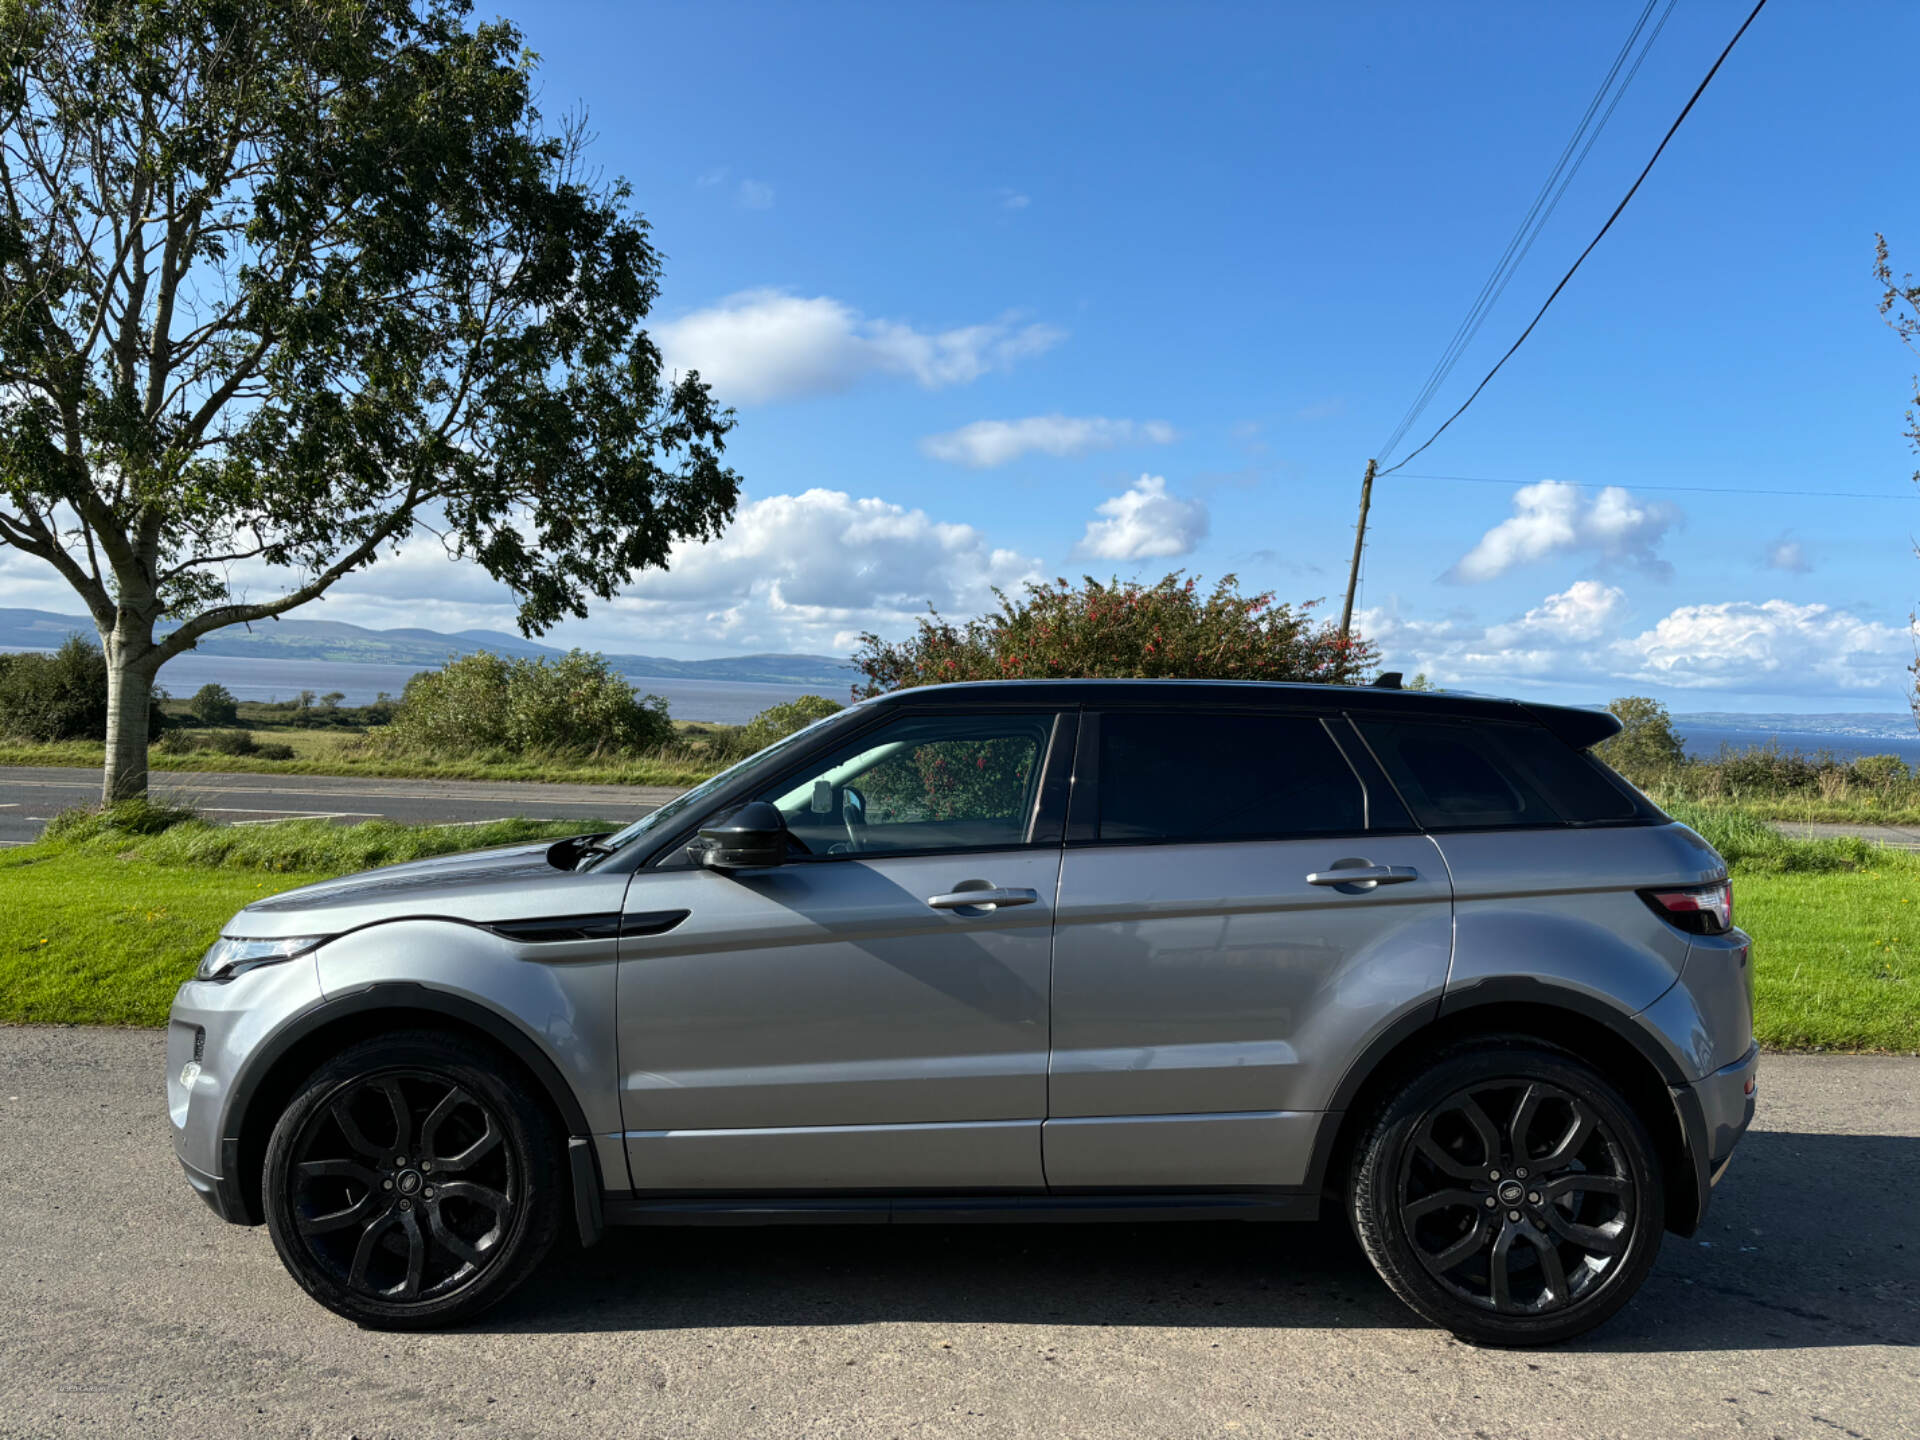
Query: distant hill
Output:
[[0, 608, 856, 689]]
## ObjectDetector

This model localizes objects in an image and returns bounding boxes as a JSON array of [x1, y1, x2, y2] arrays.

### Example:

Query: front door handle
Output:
[[927, 887, 1040, 911], [1305, 865, 1419, 888]]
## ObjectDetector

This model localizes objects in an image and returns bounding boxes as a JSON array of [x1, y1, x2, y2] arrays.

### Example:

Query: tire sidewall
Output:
[[263, 1031, 562, 1330], [1351, 1042, 1666, 1347]]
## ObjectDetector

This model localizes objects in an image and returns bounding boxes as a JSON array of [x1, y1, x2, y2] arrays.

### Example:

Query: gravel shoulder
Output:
[[0, 1030, 1915, 1440]]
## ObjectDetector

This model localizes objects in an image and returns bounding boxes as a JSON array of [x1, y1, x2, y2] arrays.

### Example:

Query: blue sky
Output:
[[5, 1, 1915, 711]]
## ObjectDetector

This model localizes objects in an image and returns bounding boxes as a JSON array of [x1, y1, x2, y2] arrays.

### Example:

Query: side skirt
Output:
[[601, 1191, 1321, 1227]]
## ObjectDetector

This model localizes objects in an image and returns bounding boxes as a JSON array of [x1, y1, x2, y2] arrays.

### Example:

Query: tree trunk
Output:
[[101, 620, 160, 805]]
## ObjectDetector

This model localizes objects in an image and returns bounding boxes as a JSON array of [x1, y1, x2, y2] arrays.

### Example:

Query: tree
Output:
[[1876, 237, 1920, 727], [852, 573, 1374, 697], [188, 681, 238, 726], [0, 1, 739, 801], [735, 694, 842, 754], [383, 649, 673, 758], [1595, 696, 1687, 782], [0, 631, 105, 739]]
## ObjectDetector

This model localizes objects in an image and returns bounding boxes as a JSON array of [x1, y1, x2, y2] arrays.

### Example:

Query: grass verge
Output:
[[5, 800, 1918, 1051], [0, 809, 617, 1026]]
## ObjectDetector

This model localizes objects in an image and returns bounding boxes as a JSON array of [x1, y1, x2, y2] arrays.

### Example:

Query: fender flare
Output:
[[215, 981, 599, 1227], [1303, 976, 1710, 1233]]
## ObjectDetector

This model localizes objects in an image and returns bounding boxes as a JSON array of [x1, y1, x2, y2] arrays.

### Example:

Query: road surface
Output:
[[0, 764, 680, 845], [0, 1031, 1913, 1439]]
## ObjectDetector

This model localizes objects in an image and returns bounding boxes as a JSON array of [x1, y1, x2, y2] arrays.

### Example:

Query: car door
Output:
[[616, 708, 1071, 1194], [1045, 708, 1453, 1190]]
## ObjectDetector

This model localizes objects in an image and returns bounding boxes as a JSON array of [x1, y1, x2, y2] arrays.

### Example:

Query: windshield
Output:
[[583, 709, 856, 863]]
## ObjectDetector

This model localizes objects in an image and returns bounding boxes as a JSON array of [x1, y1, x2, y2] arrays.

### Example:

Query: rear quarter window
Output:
[[1355, 717, 1644, 830]]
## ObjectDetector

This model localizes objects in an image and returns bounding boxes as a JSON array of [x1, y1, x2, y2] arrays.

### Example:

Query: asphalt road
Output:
[[0, 765, 680, 846], [0, 1032, 1913, 1440], [1777, 820, 1920, 850]]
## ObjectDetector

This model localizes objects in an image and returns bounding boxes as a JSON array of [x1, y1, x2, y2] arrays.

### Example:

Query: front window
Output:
[[760, 711, 1056, 857], [586, 708, 852, 861]]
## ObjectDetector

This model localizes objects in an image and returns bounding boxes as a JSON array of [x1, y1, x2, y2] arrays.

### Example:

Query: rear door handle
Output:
[[927, 887, 1040, 911], [1305, 865, 1419, 887]]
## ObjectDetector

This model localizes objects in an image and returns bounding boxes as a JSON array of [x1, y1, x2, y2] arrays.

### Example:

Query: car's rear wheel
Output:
[[1349, 1040, 1664, 1346], [263, 1030, 563, 1329]]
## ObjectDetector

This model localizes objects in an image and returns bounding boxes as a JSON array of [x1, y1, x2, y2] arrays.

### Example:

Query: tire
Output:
[[1348, 1038, 1665, 1347], [263, 1029, 565, 1329]]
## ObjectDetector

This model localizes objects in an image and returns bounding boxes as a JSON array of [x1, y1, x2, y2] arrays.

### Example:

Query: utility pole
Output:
[[1337, 457, 1378, 646]]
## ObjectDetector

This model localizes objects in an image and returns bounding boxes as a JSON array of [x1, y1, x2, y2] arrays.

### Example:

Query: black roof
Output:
[[867, 679, 1621, 748]]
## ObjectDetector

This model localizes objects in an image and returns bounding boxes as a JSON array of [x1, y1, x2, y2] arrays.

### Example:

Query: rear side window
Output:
[[1356, 718, 1641, 830], [1096, 711, 1366, 843]]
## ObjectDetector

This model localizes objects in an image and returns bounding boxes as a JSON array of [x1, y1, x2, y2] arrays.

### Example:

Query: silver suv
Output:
[[167, 679, 1757, 1345]]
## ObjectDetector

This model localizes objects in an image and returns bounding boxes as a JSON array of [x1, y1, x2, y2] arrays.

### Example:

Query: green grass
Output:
[[0, 810, 618, 1026], [1739, 868, 1920, 1051], [5, 799, 1919, 1051]]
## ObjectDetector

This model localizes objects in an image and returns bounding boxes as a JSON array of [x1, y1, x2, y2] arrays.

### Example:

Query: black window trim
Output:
[[1066, 705, 1390, 850], [648, 705, 1078, 869]]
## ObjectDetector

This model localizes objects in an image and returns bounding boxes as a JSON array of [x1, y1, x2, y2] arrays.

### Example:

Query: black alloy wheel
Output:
[[1398, 1079, 1634, 1315], [264, 1031, 563, 1329], [1350, 1041, 1665, 1346]]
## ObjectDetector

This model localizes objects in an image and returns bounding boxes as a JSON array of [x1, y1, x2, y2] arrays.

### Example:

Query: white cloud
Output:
[[655, 290, 1065, 404], [592, 488, 1043, 654], [1482, 580, 1629, 648], [1360, 585, 1909, 701], [920, 414, 1176, 469], [1447, 480, 1677, 583], [1766, 538, 1811, 574], [1073, 475, 1208, 561], [999, 189, 1031, 210], [1609, 600, 1904, 694], [735, 179, 775, 210]]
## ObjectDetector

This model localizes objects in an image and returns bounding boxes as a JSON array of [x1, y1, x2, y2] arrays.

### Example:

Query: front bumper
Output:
[[167, 957, 325, 1225]]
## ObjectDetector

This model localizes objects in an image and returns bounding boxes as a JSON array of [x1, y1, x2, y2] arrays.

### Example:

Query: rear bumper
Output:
[[1670, 1039, 1759, 1231]]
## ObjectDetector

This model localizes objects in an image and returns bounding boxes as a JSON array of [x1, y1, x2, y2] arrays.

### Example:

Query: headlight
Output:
[[196, 935, 330, 983]]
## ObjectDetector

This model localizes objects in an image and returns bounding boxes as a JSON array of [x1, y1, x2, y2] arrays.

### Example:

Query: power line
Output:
[[1375, 0, 1671, 462], [1389, 471, 1914, 502], [1376, 0, 1771, 480]]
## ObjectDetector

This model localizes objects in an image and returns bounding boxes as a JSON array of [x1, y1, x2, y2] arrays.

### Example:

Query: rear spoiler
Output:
[[1522, 703, 1622, 750]]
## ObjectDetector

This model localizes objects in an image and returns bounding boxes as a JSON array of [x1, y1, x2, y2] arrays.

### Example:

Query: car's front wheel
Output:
[[263, 1029, 564, 1329], [1348, 1040, 1665, 1346]]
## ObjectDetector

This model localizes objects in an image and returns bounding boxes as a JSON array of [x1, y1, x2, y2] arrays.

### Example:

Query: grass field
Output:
[[3, 802, 1917, 1050], [0, 810, 615, 1026], [1738, 868, 1920, 1051]]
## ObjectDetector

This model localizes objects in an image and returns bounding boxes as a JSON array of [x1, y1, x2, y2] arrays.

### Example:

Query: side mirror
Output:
[[689, 801, 788, 870]]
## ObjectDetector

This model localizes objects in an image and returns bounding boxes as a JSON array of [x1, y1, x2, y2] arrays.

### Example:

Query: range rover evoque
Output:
[[167, 678, 1757, 1345]]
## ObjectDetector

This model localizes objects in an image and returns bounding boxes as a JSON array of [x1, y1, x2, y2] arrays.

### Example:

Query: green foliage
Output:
[[860, 737, 1036, 824], [1663, 800, 1881, 874], [42, 797, 199, 844], [734, 695, 843, 755], [0, 634, 108, 741], [385, 651, 674, 758], [852, 574, 1374, 696], [1594, 696, 1688, 782], [189, 683, 239, 726], [1851, 754, 1910, 791]]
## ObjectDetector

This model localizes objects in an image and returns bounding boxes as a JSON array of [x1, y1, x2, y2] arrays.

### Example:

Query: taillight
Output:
[[1640, 879, 1733, 935]]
